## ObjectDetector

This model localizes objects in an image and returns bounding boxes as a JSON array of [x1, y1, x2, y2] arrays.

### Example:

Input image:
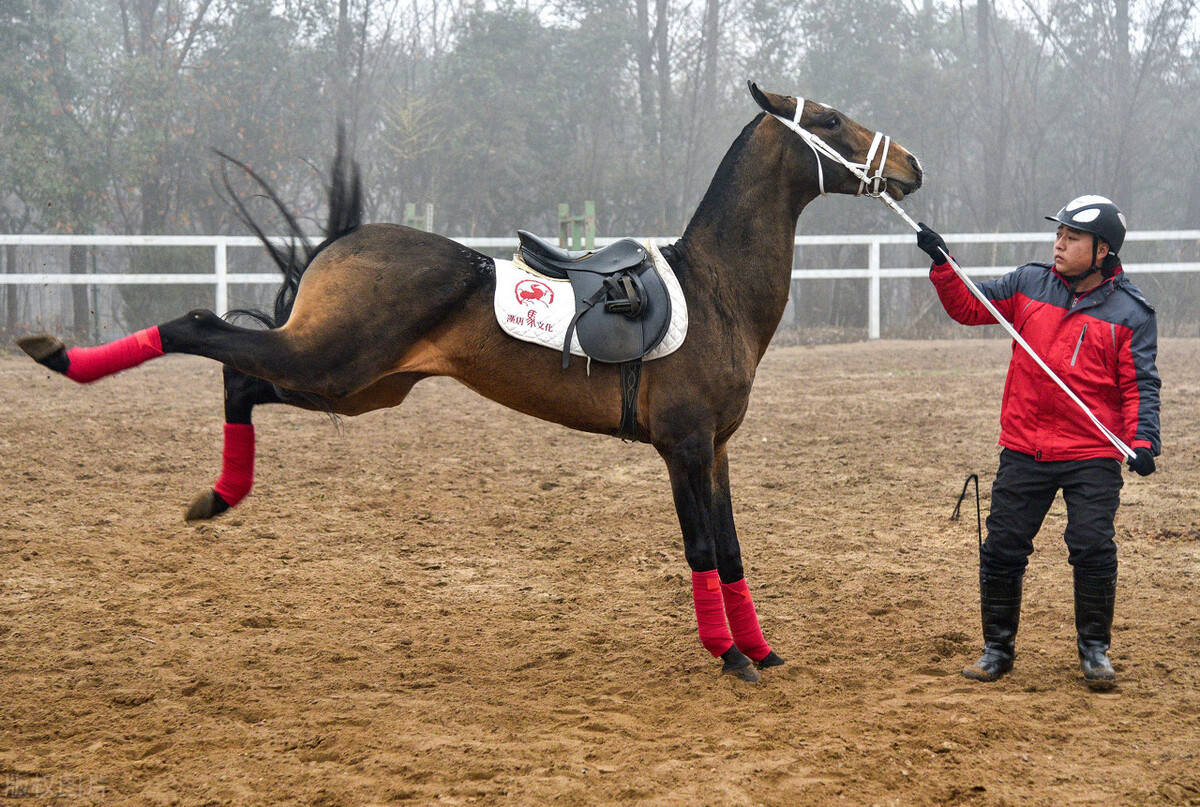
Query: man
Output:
[[916, 195, 1160, 690]]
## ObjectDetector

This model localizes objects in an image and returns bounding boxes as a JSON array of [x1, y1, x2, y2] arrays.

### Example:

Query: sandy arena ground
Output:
[[1, 338, 1198, 806]]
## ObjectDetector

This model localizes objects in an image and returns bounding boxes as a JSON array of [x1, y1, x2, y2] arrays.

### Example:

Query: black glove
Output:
[[1127, 447, 1156, 476], [916, 222, 949, 264]]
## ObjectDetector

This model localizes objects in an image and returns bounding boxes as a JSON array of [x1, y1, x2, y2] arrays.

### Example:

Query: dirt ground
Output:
[[2, 338, 1198, 806]]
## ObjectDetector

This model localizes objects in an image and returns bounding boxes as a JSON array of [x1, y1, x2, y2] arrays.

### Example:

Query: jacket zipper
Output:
[[1070, 323, 1088, 366]]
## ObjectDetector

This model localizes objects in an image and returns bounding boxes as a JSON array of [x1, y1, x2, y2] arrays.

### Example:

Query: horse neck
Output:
[[677, 118, 820, 351]]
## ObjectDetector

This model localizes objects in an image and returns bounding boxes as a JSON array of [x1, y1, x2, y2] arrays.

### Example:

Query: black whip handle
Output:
[[950, 473, 982, 550]]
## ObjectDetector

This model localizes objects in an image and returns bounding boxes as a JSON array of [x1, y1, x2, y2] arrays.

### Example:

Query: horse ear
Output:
[[747, 81, 798, 119]]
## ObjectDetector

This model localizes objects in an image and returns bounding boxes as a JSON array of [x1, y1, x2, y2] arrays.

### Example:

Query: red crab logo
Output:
[[515, 279, 554, 307]]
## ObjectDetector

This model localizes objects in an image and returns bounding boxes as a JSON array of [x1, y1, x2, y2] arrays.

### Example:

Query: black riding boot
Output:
[[1075, 572, 1117, 689], [962, 573, 1022, 682]]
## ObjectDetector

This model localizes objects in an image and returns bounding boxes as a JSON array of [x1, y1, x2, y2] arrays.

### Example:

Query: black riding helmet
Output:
[[1045, 195, 1127, 278]]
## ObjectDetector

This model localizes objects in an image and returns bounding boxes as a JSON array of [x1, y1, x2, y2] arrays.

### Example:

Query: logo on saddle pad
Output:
[[515, 279, 554, 307]]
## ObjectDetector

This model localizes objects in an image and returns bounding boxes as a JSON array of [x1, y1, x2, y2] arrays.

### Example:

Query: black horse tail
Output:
[[216, 125, 363, 328]]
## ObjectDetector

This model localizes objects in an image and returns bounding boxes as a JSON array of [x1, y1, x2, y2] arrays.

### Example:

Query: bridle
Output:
[[767, 99, 893, 198]]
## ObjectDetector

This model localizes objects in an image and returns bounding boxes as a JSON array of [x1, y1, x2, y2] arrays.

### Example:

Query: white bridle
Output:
[[767, 99, 893, 197]]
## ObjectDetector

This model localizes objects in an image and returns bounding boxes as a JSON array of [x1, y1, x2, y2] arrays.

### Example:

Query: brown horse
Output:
[[19, 83, 922, 681]]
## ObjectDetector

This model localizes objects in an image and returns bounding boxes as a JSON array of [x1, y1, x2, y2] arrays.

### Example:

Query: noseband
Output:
[[768, 100, 892, 198]]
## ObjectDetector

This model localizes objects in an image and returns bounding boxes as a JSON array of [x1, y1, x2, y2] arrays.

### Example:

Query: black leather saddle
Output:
[[516, 230, 672, 368]]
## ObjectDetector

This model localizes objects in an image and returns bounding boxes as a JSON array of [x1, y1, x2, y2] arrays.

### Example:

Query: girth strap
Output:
[[618, 359, 642, 441]]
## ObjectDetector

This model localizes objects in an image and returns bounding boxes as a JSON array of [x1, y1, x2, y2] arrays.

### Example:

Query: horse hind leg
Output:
[[185, 366, 280, 521], [20, 310, 372, 399], [18, 327, 164, 382], [17, 326, 277, 521], [185, 367, 427, 521]]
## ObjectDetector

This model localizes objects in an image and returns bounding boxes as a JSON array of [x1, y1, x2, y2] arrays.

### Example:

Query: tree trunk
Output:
[[976, 0, 999, 228], [700, 0, 720, 105], [336, 0, 352, 131], [655, 0, 670, 136], [635, 0, 655, 152], [1110, 0, 1133, 208], [4, 244, 17, 332], [1186, 144, 1200, 228], [654, 0, 673, 229]]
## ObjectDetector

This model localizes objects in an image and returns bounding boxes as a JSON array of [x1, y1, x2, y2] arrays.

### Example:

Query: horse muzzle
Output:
[[894, 154, 924, 196], [885, 156, 923, 200]]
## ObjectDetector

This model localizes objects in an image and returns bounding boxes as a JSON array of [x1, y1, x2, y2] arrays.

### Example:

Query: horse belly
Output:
[[394, 316, 628, 436]]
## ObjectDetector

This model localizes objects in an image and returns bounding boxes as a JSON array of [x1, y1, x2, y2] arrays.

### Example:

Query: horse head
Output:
[[748, 82, 923, 200]]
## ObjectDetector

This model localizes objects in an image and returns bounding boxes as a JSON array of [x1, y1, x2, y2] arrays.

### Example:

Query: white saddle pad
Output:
[[493, 240, 687, 361]]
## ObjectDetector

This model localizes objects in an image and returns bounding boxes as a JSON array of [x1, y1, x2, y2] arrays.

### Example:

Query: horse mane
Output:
[[217, 126, 363, 329], [681, 113, 765, 242]]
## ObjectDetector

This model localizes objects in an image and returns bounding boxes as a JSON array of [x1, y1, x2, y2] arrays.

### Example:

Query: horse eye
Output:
[[823, 115, 840, 130]]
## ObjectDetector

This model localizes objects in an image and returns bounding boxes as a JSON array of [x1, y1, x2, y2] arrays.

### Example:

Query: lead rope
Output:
[[768, 106, 1136, 461]]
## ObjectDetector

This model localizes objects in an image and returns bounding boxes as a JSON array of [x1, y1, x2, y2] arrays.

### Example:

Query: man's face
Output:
[[1054, 224, 1108, 277]]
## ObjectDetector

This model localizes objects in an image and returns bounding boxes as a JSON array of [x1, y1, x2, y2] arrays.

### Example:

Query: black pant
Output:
[[981, 448, 1123, 579]]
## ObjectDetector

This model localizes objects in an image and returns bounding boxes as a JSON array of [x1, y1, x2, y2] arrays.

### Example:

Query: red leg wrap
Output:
[[212, 423, 255, 507], [692, 570, 734, 657], [65, 326, 163, 383], [721, 578, 772, 662]]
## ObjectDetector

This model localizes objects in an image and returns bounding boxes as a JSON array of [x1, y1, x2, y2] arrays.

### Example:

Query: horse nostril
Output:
[[907, 153, 924, 187]]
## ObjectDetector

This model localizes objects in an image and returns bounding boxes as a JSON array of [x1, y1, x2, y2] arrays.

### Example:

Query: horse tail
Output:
[[184, 134, 362, 522], [213, 130, 360, 419], [216, 124, 363, 328]]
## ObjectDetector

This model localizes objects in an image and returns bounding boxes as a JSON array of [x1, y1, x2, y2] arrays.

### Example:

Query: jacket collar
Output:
[[1053, 264, 1124, 313]]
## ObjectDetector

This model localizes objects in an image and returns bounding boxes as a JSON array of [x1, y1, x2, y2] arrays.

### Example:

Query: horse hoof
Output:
[[723, 662, 761, 683], [17, 334, 64, 360], [185, 489, 230, 521], [18, 334, 69, 372], [756, 651, 786, 669], [721, 647, 760, 682]]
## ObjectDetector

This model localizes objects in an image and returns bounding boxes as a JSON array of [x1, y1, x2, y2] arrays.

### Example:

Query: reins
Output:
[[767, 106, 1137, 462]]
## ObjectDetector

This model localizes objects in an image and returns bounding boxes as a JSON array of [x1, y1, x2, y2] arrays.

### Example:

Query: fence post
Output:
[[558, 201, 595, 250], [215, 240, 228, 316], [403, 202, 435, 231], [868, 239, 881, 340]]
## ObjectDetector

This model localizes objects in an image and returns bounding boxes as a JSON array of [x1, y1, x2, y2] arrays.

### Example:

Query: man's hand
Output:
[[1127, 447, 1156, 476], [916, 222, 950, 264]]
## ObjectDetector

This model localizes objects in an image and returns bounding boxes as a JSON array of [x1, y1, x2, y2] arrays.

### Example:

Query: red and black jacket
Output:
[[931, 261, 1161, 462]]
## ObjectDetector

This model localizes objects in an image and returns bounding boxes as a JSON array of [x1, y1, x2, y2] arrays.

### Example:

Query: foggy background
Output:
[[2, 0, 1198, 341]]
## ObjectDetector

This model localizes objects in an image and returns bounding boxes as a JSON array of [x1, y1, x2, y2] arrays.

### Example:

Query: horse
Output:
[[18, 83, 922, 682]]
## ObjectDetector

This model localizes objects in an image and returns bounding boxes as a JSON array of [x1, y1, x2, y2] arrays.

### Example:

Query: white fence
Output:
[[2, 231, 1199, 340]]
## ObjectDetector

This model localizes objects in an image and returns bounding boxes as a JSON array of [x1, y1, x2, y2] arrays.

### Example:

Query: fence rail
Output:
[[2, 231, 1199, 340]]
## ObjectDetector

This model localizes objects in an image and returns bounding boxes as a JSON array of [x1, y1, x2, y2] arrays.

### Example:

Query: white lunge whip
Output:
[[884, 199, 1134, 461], [768, 108, 1136, 461]]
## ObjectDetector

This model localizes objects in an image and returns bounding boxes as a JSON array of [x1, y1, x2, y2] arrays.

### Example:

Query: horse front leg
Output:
[[712, 442, 785, 670], [660, 432, 760, 682]]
